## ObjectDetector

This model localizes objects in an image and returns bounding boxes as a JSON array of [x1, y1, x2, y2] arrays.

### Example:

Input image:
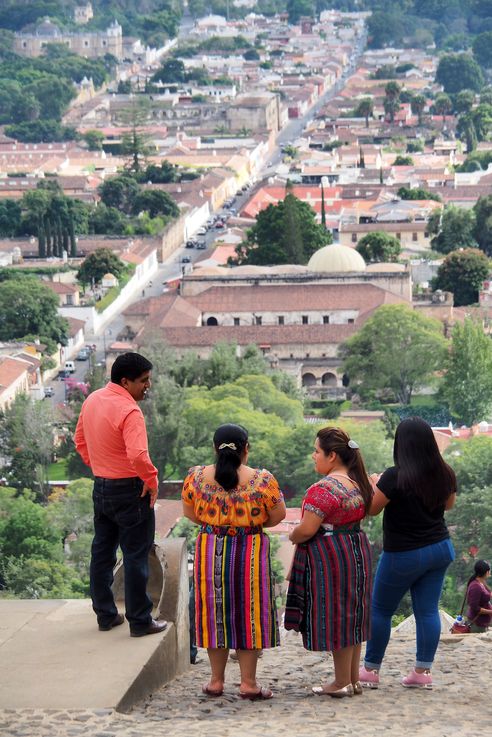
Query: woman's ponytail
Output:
[[212, 423, 249, 491]]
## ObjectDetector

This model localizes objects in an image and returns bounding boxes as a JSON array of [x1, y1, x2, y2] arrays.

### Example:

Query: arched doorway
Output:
[[321, 372, 337, 387], [302, 372, 317, 387], [206, 316, 218, 326]]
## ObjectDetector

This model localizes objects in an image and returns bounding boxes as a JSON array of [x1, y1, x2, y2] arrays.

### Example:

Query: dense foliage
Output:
[[0, 275, 69, 345], [232, 193, 332, 266], [340, 305, 447, 405], [433, 248, 491, 306]]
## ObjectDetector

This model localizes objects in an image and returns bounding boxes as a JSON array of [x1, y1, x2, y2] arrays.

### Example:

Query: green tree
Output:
[[48, 479, 93, 579], [76, 248, 125, 287], [473, 31, 492, 68], [0, 485, 88, 597], [471, 103, 492, 142], [287, 0, 315, 24], [0, 394, 56, 496], [384, 81, 401, 124], [355, 97, 374, 128], [427, 205, 476, 254], [0, 493, 60, 560], [88, 203, 126, 235], [434, 92, 453, 126], [0, 199, 21, 237], [244, 48, 260, 61], [367, 11, 404, 49], [83, 129, 105, 151], [457, 111, 478, 153], [0, 276, 68, 343], [98, 174, 140, 214], [473, 195, 492, 255], [25, 76, 76, 120], [442, 434, 492, 582], [410, 94, 426, 125], [480, 87, 492, 106], [356, 232, 401, 263], [4, 120, 77, 143], [132, 189, 179, 219], [442, 317, 492, 426], [340, 305, 447, 404], [233, 193, 332, 266], [397, 187, 441, 202], [152, 58, 186, 84], [455, 89, 475, 114], [436, 53, 484, 93], [139, 160, 179, 184], [433, 248, 490, 306], [392, 155, 413, 165]]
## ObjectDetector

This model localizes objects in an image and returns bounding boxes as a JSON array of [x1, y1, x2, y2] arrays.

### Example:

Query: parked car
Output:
[[196, 227, 207, 235], [186, 239, 197, 248], [64, 361, 76, 373], [181, 256, 192, 264], [214, 220, 225, 229], [196, 240, 207, 249], [43, 386, 54, 398], [76, 348, 90, 361]]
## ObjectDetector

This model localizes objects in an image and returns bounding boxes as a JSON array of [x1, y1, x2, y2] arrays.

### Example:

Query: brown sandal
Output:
[[239, 686, 273, 700]]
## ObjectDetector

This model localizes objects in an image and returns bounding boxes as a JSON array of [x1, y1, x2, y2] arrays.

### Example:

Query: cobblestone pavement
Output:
[[1, 631, 490, 737]]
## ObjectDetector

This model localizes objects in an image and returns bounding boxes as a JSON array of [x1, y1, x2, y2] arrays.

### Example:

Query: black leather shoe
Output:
[[130, 618, 168, 637], [98, 613, 125, 631]]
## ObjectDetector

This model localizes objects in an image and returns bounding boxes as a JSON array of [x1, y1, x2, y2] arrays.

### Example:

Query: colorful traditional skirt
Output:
[[284, 525, 372, 652], [194, 524, 280, 650]]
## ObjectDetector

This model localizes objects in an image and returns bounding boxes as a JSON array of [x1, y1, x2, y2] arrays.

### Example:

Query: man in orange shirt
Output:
[[75, 352, 167, 637]]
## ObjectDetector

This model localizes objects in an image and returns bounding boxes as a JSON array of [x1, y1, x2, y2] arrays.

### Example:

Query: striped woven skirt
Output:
[[284, 526, 372, 652], [194, 524, 280, 650]]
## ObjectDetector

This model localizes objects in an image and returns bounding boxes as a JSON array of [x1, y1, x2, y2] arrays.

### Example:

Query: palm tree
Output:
[[434, 93, 452, 128], [356, 97, 374, 128], [384, 81, 401, 124], [411, 94, 426, 126]]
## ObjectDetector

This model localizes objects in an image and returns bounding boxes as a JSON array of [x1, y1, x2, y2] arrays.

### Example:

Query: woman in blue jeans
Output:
[[360, 417, 456, 690]]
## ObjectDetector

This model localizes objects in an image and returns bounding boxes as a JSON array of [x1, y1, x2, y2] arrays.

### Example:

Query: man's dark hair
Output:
[[111, 352, 153, 384]]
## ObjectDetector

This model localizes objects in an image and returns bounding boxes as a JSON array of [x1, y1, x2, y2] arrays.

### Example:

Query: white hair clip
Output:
[[218, 442, 237, 451], [348, 439, 360, 449]]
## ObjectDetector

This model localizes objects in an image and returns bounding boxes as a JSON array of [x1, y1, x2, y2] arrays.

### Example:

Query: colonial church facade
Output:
[[14, 18, 123, 59]]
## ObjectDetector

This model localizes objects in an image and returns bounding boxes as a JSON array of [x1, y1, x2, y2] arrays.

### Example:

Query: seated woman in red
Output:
[[466, 560, 492, 633]]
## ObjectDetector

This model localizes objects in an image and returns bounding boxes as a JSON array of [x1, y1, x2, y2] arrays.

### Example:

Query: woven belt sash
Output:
[[319, 523, 361, 536], [200, 523, 263, 536]]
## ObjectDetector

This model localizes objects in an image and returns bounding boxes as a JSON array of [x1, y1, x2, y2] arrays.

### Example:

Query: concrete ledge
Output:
[[0, 538, 190, 712]]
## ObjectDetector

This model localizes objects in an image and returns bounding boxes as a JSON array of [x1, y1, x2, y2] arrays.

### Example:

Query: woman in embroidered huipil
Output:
[[285, 426, 373, 698], [181, 423, 286, 700]]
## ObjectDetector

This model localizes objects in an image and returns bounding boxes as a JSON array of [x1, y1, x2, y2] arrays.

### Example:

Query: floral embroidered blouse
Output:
[[302, 475, 366, 527], [182, 465, 283, 527]]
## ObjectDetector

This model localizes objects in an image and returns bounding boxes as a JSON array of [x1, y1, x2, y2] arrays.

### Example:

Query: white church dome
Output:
[[307, 244, 366, 273]]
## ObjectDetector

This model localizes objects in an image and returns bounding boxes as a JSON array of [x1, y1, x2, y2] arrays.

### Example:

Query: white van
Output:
[[64, 361, 75, 373]]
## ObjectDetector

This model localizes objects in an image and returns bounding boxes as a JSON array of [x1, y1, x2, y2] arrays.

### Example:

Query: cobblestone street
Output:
[[1, 630, 490, 737]]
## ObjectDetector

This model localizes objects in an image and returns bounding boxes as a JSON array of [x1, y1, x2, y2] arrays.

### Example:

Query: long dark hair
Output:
[[393, 417, 456, 509], [213, 423, 249, 491], [467, 559, 491, 589], [316, 426, 373, 514]]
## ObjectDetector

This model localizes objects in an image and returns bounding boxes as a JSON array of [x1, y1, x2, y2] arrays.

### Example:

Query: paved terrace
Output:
[[0, 621, 490, 737]]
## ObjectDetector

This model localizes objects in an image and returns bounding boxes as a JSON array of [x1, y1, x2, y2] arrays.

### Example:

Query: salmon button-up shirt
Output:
[[74, 381, 158, 490]]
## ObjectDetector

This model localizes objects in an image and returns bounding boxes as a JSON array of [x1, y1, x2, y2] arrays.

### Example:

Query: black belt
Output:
[[94, 476, 142, 488]]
